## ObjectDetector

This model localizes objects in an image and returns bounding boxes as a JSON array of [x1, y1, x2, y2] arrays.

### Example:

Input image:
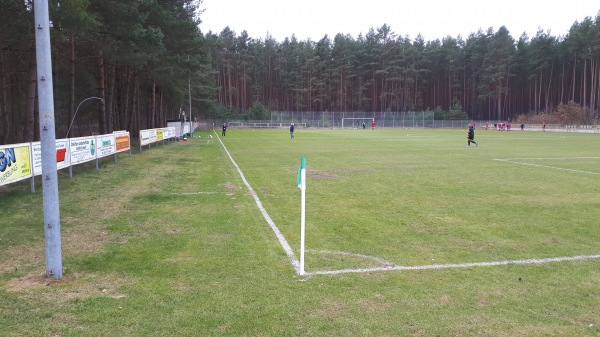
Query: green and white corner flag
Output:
[[296, 156, 306, 189], [297, 157, 307, 275]]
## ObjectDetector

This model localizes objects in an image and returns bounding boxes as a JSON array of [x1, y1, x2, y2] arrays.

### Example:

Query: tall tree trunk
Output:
[[227, 62, 233, 108], [0, 33, 7, 144], [571, 55, 577, 101], [123, 68, 132, 132], [592, 58, 600, 114], [582, 59, 587, 108], [560, 61, 565, 104], [68, 34, 75, 138], [105, 62, 115, 133], [151, 77, 156, 128], [496, 82, 502, 121], [129, 75, 139, 137], [590, 58, 597, 113], [159, 90, 164, 127], [24, 45, 36, 142], [96, 47, 107, 134], [546, 63, 553, 112]]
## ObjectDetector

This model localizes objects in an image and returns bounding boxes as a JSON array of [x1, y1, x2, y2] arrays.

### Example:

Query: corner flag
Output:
[[297, 157, 307, 275], [296, 157, 306, 189]]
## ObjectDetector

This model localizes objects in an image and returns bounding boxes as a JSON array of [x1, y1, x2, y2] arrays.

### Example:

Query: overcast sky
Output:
[[199, 0, 599, 42]]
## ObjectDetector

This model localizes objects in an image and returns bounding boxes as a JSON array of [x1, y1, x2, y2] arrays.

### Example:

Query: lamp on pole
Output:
[[66, 96, 103, 138]]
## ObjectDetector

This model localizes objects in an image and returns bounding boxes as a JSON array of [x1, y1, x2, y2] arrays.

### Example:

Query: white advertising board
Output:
[[32, 139, 70, 176], [164, 127, 175, 139], [69, 136, 97, 165], [96, 134, 116, 158], [140, 129, 158, 146]]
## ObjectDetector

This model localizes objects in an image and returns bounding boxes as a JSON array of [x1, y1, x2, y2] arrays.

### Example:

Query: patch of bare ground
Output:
[[224, 181, 241, 189], [5, 272, 131, 302], [362, 294, 393, 313], [0, 229, 126, 275], [1, 170, 169, 276], [0, 244, 45, 274], [315, 299, 347, 319]]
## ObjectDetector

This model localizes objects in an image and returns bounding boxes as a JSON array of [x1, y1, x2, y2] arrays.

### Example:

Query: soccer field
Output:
[[2, 127, 599, 336], [218, 128, 600, 275]]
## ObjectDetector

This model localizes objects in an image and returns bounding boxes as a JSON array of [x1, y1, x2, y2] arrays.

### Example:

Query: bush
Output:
[[516, 101, 598, 125], [431, 103, 468, 120], [246, 101, 269, 120]]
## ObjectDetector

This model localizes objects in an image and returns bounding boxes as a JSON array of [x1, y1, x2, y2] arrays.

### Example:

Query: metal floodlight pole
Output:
[[34, 0, 62, 279], [66, 96, 103, 138]]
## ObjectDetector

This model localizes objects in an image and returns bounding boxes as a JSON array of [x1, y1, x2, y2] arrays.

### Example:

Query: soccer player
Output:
[[467, 123, 478, 147], [222, 123, 227, 136], [290, 123, 295, 139], [371, 120, 376, 130]]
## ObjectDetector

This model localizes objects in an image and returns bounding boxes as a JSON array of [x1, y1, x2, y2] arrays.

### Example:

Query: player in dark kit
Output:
[[467, 123, 478, 147]]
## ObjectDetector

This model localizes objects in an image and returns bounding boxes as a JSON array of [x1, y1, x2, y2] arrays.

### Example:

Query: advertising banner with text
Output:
[[164, 127, 175, 139], [114, 131, 130, 153], [0, 143, 32, 186], [96, 134, 116, 158], [140, 129, 158, 146], [69, 136, 97, 165], [32, 139, 70, 176]]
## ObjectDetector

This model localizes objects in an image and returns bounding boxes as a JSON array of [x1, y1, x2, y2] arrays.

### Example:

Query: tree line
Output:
[[206, 17, 600, 124], [1, 1, 599, 145]]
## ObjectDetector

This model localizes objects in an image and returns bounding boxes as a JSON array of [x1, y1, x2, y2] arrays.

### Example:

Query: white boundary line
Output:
[[215, 132, 301, 273], [308, 249, 395, 266], [494, 157, 600, 175], [497, 157, 600, 160], [217, 133, 600, 276], [304, 254, 600, 276]]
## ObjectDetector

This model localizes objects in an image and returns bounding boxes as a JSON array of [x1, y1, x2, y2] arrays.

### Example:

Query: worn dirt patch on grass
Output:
[[224, 182, 241, 189], [6, 272, 132, 302]]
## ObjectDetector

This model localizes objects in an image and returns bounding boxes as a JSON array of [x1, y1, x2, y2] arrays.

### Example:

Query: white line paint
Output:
[[494, 158, 600, 175], [305, 254, 600, 276], [308, 249, 395, 266], [215, 132, 301, 273], [498, 157, 600, 160]]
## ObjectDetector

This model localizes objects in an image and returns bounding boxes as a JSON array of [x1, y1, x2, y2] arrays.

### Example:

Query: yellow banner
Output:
[[0, 144, 32, 186]]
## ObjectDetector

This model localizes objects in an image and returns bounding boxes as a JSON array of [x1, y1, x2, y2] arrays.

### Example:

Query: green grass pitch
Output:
[[221, 128, 600, 273], [0, 127, 599, 336]]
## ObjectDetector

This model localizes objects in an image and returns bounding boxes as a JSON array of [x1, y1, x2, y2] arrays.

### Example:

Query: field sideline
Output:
[[1, 127, 599, 336]]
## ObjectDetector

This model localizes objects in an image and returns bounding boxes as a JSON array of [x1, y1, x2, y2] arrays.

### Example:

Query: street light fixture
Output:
[[66, 96, 103, 138]]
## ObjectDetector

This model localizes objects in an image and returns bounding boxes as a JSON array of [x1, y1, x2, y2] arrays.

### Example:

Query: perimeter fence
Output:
[[196, 111, 599, 133]]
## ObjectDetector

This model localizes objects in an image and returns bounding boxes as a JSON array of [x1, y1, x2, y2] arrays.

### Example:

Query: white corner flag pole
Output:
[[296, 157, 307, 275]]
